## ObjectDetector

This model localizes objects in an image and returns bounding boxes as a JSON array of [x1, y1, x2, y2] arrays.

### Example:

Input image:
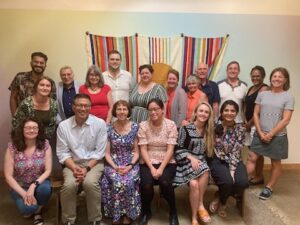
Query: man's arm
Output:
[[9, 90, 18, 116]]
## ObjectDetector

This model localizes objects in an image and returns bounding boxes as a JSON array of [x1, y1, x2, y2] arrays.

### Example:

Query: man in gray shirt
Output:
[[56, 93, 107, 225]]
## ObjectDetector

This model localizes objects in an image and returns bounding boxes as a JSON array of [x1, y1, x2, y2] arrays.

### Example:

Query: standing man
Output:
[[217, 61, 248, 123], [56, 66, 81, 123], [196, 62, 221, 119], [9, 51, 56, 115], [56, 94, 107, 225], [103, 50, 132, 103]]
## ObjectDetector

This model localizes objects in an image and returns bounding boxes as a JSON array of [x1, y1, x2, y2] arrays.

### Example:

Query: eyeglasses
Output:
[[24, 126, 39, 131], [74, 104, 91, 109], [148, 107, 161, 113]]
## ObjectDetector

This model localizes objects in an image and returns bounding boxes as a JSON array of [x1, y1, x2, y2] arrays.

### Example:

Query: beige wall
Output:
[[0, 4, 299, 170]]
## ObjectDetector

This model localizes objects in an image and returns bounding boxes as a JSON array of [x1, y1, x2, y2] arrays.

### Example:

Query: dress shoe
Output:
[[138, 213, 152, 225], [169, 213, 179, 225]]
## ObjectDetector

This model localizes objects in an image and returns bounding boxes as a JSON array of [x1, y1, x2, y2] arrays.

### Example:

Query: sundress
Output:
[[101, 122, 141, 222]]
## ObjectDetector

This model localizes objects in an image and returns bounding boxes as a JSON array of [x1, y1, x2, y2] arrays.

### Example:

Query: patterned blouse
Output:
[[138, 118, 178, 164], [214, 123, 245, 171], [129, 84, 168, 123], [8, 140, 50, 188], [12, 96, 58, 139]]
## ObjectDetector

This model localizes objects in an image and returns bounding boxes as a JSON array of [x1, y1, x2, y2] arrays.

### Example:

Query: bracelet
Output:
[[85, 165, 91, 172], [126, 163, 133, 167]]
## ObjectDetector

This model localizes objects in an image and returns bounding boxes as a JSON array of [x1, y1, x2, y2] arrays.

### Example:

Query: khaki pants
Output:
[[60, 162, 103, 224]]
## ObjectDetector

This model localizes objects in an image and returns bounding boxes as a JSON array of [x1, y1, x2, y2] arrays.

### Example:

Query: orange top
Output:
[[166, 89, 175, 119], [186, 89, 205, 121]]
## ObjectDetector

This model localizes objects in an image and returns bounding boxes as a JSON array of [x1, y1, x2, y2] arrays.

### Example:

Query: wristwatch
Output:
[[33, 180, 40, 187]]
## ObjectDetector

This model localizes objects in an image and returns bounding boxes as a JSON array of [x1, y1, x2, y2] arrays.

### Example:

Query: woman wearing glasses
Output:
[[138, 98, 179, 225], [4, 117, 52, 225], [79, 65, 113, 123]]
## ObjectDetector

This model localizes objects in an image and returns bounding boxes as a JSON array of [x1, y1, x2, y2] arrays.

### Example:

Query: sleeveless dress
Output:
[[101, 122, 141, 222]]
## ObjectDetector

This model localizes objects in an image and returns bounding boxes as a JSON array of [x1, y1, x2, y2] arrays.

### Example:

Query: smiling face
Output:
[[115, 104, 129, 121], [195, 103, 210, 124], [60, 68, 74, 86], [270, 71, 286, 90], [88, 70, 101, 86], [226, 63, 240, 80], [221, 104, 237, 123], [148, 102, 163, 122], [36, 78, 52, 97], [187, 81, 198, 93], [23, 121, 39, 140], [108, 53, 121, 72], [251, 69, 264, 86], [30, 56, 46, 75], [72, 97, 91, 122], [167, 72, 179, 89], [140, 68, 153, 84], [196, 63, 208, 80]]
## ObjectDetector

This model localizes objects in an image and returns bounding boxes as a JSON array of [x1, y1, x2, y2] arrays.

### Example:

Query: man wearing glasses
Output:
[[56, 93, 107, 225]]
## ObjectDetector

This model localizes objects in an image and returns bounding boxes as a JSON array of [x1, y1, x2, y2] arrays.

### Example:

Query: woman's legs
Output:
[[246, 150, 260, 180], [189, 179, 200, 223], [266, 159, 282, 189], [197, 172, 209, 211], [140, 165, 155, 215]]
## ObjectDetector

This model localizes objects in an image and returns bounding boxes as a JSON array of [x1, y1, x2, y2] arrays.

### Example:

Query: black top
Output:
[[244, 84, 268, 121]]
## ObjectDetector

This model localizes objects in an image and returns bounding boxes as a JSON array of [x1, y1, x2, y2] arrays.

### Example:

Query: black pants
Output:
[[209, 157, 249, 204], [140, 163, 177, 214]]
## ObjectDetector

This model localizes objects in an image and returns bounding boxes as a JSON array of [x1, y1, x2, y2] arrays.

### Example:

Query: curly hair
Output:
[[11, 117, 46, 152]]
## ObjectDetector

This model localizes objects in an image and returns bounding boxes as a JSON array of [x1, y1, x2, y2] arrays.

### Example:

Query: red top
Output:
[[166, 89, 175, 119], [79, 84, 111, 120]]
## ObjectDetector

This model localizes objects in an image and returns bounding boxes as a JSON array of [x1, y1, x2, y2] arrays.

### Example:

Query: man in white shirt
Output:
[[103, 50, 132, 103], [56, 93, 107, 225], [218, 61, 248, 123]]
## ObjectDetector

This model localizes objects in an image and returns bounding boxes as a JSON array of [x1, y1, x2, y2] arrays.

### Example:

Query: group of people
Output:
[[4, 50, 294, 225]]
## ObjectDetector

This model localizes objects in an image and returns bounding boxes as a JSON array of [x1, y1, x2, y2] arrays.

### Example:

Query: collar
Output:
[[63, 81, 75, 90], [225, 79, 242, 88], [71, 115, 92, 128]]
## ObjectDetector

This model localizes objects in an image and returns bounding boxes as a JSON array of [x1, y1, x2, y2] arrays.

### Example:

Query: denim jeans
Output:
[[10, 179, 52, 215]]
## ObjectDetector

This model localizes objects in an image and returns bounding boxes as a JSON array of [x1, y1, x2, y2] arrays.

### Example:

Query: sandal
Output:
[[217, 204, 227, 218], [209, 197, 220, 214], [33, 213, 44, 225], [198, 209, 211, 223]]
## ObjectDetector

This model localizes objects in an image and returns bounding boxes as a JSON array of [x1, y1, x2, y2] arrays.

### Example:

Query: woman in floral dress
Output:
[[101, 100, 141, 225]]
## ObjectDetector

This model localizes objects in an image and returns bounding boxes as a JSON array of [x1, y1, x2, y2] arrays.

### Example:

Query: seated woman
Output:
[[182, 75, 208, 126], [79, 65, 113, 123], [129, 64, 168, 123], [12, 76, 58, 140], [209, 100, 248, 218], [165, 69, 187, 127], [4, 117, 52, 225], [101, 100, 141, 225], [138, 98, 179, 225], [173, 102, 214, 225]]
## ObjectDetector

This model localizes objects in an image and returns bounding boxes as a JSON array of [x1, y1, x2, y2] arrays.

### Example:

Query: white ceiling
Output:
[[0, 0, 300, 15]]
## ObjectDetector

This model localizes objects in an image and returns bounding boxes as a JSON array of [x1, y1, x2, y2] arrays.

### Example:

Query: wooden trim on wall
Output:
[[264, 163, 300, 170]]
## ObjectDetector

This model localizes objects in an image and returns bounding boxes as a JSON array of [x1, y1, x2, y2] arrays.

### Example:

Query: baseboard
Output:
[[264, 163, 300, 170]]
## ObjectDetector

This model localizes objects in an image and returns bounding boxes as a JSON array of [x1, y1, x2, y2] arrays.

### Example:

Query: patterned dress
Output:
[[173, 123, 210, 186], [101, 122, 141, 222], [9, 140, 50, 189], [129, 83, 168, 123]]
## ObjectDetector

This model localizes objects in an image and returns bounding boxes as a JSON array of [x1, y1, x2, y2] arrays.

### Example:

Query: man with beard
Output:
[[103, 50, 132, 103], [9, 52, 56, 115]]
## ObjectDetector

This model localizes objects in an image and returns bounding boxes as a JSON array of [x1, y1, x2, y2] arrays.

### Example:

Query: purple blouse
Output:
[[8, 140, 49, 188]]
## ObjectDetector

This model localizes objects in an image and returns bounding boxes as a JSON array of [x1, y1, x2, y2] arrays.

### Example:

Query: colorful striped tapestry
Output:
[[86, 33, 139, 84], [86, 33, 228, 86], [182, 35, 229, 86]]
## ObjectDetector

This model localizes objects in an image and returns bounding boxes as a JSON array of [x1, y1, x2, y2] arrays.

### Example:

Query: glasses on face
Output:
[[74, 104, 91, 109], [24, 126, 39, 131], [148, 107, 161, 113]]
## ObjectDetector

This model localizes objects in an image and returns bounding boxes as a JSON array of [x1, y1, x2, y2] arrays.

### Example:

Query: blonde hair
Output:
[[192, 101, 215, 157]]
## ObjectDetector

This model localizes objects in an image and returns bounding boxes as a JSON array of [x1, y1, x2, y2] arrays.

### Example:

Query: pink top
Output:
[[138, 118, 178, 164], [166, 89, 175, 119], [79, 84, 111, 120], [186, 89, 205, 121], [9, 140, 49, 188]]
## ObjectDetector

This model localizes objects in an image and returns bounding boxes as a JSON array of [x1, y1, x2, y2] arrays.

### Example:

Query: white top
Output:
[[103, 69, 132, 103], [56, 114, 107, 164], [218, 79, 248, 123]]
